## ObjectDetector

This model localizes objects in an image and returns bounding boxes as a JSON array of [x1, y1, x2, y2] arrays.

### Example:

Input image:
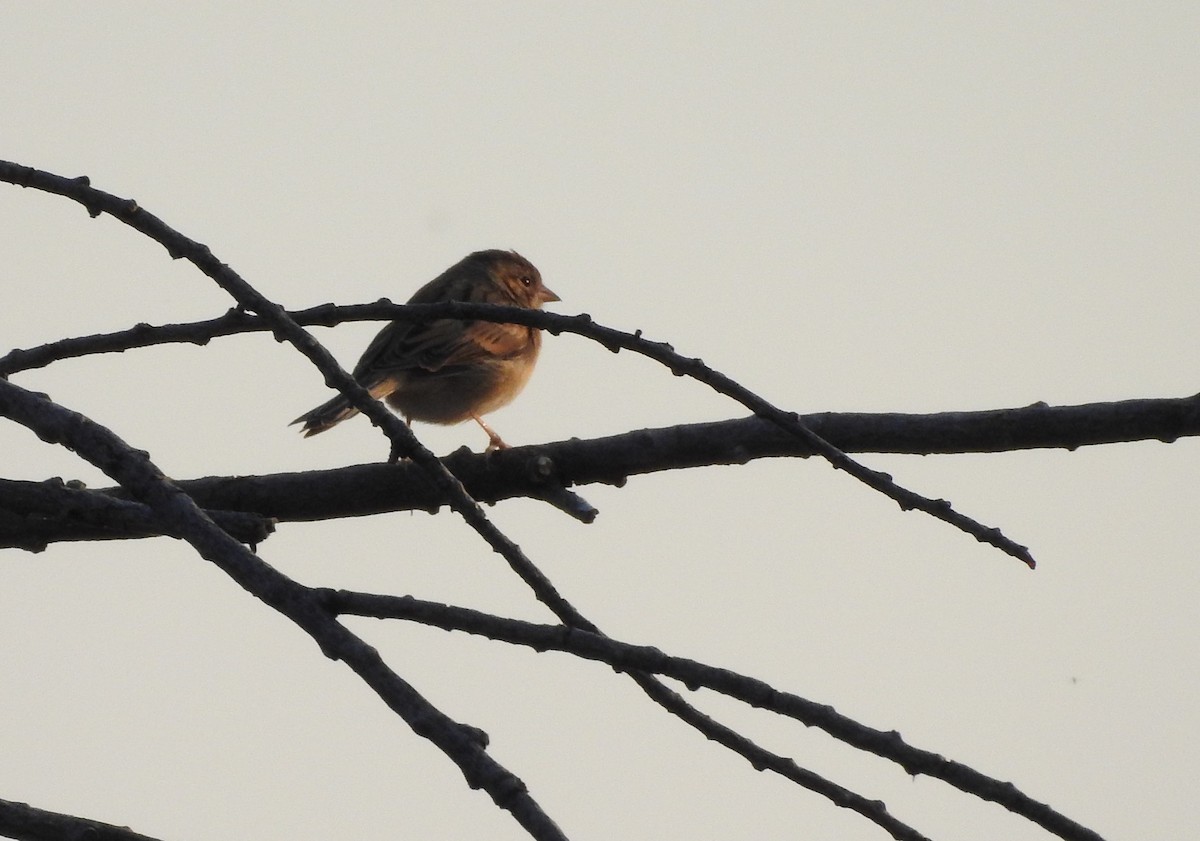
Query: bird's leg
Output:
[[471, 413, 509, 451]]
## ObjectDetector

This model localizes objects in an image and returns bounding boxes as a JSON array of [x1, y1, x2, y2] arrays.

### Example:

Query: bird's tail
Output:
[[290, 394, 361, 437]]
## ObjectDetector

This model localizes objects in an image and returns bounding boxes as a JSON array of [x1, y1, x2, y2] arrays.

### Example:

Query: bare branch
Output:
[[0, 477, 273, 551], [622, 670, 933, 841], [0, 377, 569, 841], [4, 396, 1193, 550], [6, 304, 1194, 456], [0, 795, 165, 841], [329, 590, 1107, 841], [0, 289, 1042, 565]]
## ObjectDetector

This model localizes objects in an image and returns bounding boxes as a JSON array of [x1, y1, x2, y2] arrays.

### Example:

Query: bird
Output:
[[291, 249, 559, 450]]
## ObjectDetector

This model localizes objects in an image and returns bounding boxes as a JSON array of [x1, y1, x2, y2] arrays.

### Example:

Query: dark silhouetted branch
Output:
[[328, 589, 1106, 841], [4, 396, 1194, 550], [0, 476, 273, 551], [0, 376, 569, 841], [0, 795, 165, 841]]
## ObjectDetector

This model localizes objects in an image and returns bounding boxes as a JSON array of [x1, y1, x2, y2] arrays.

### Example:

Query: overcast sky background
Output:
[[2, 5, 1197, 840]]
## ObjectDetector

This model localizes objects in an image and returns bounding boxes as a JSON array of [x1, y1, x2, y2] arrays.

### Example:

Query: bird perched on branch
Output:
[[292, 249, 559, 450]]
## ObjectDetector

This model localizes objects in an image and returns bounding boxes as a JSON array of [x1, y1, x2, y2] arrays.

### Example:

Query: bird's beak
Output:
[[539, 286, 561, 304]]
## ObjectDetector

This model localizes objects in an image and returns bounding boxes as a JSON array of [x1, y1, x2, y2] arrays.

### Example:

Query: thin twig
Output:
[[330, 589, 1108, 841], [0, 300, 1044, 565]]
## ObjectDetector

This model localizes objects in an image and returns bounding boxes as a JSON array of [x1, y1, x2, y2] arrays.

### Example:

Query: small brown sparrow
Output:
[[292, 249, 559, 450]]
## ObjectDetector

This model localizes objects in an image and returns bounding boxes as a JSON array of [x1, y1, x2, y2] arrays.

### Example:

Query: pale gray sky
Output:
[[2, 4, 1197, 840]]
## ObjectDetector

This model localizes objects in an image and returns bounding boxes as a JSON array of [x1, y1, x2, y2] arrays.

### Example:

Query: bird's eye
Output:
[[518, 274, 533, 287]]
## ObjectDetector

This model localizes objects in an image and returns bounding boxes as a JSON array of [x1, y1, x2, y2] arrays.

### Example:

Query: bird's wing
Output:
[[352, 319, 416, 379], [354, 318, 532, 378], [433, 320, 533, 368]]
